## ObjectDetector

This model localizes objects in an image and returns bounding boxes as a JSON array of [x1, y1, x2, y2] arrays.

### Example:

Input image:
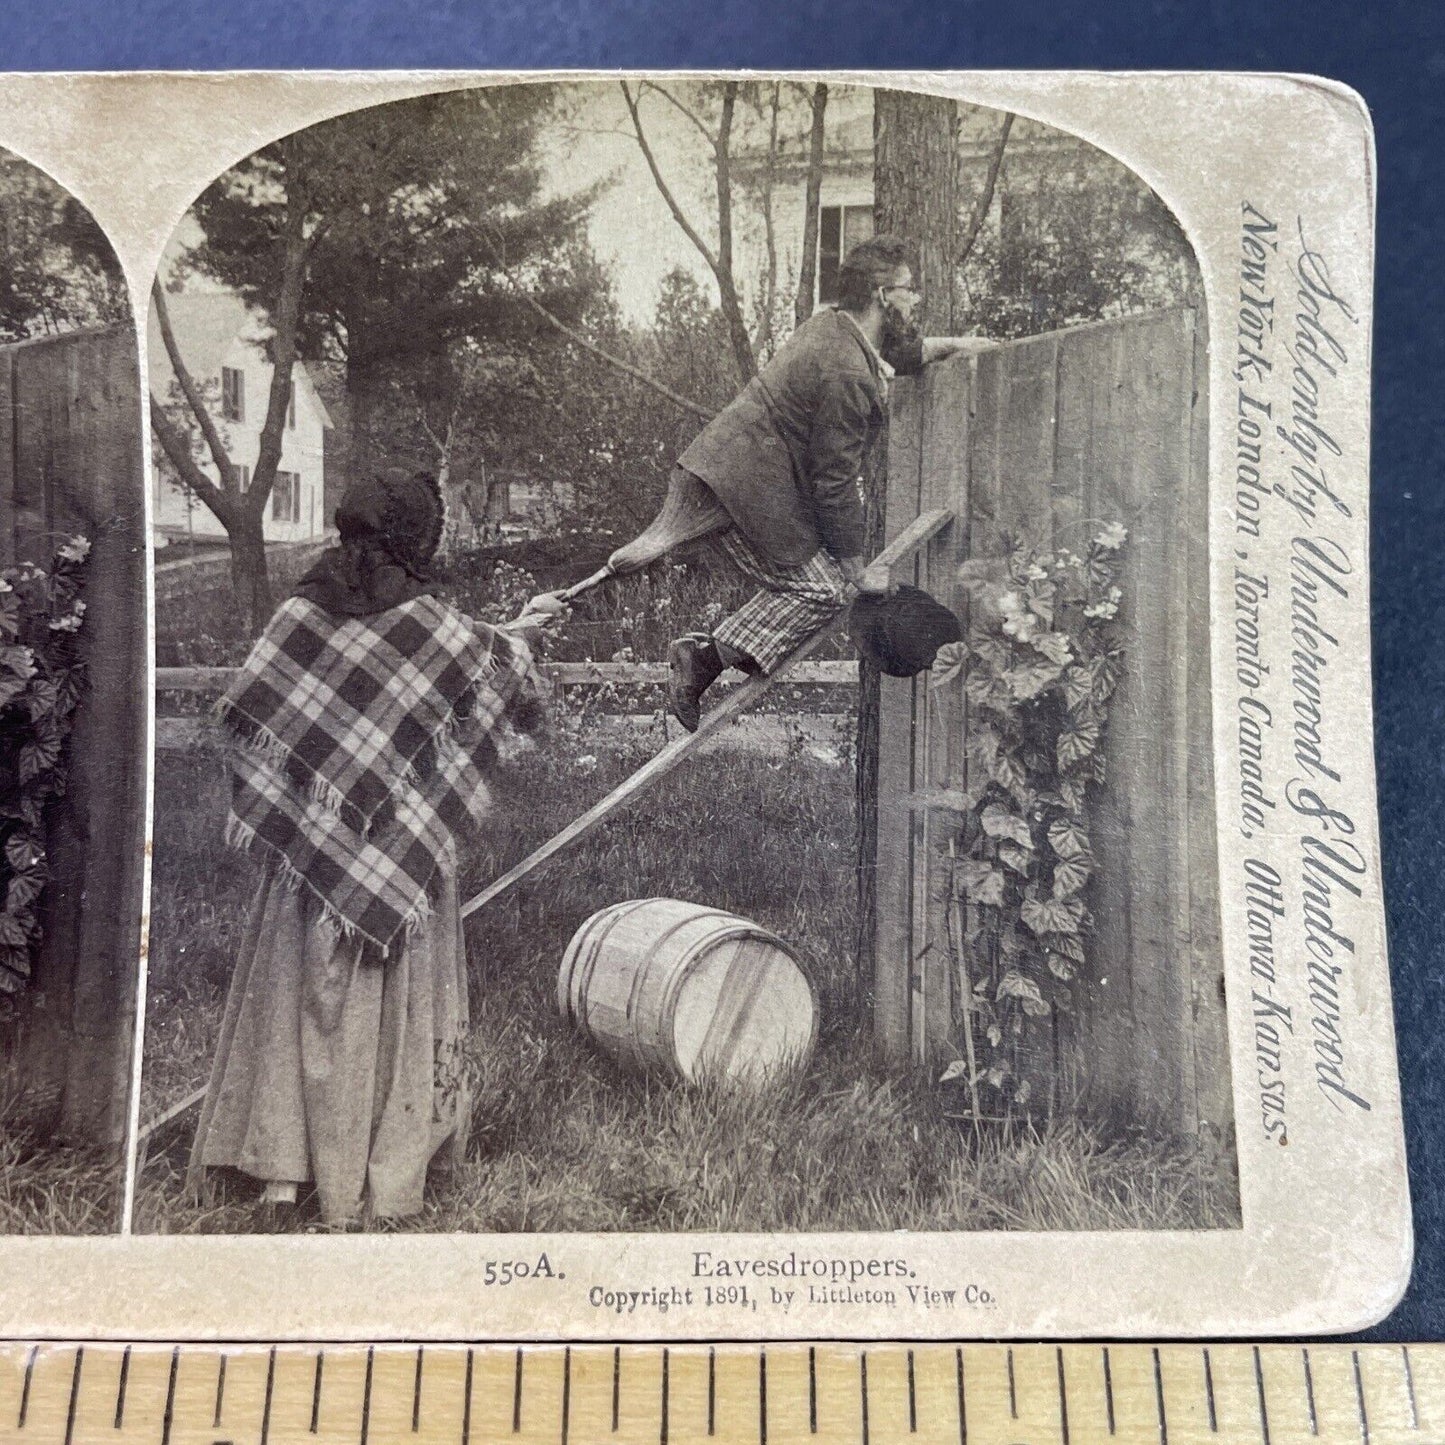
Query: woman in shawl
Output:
[[188, 470, 564, 1230]]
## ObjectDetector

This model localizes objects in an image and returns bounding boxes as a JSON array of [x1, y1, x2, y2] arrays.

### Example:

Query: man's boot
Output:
[[666, 632, 725, 733]]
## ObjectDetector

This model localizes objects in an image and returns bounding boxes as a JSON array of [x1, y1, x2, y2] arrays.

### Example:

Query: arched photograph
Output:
[[0, 146, 147, 1233], [137, 79, 1234, 1236]]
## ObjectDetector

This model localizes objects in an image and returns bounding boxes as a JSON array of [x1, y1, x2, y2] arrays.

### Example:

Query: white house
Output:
[[149, 289, 332, 549]]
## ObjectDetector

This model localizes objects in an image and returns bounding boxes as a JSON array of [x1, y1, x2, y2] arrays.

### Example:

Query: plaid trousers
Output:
[[711, 529, 850, 674]]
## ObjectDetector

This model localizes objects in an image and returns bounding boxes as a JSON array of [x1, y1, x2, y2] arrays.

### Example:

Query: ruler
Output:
[[0, 1342, 1435, 1445]]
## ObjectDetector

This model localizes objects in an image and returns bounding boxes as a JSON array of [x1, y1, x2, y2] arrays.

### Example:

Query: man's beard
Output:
[[880, 299, 922, 362]]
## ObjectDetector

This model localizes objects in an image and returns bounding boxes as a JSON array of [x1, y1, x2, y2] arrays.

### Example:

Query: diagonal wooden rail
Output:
[[459, 509, 952, 920]]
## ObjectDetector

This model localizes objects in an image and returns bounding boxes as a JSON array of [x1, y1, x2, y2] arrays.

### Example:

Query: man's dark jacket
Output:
[[677, 309, 923, 568]]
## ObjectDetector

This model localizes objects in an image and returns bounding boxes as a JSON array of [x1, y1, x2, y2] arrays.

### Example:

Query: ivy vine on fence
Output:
[[927, 523, 1128, 1115], [0, 537, 91, 1013]]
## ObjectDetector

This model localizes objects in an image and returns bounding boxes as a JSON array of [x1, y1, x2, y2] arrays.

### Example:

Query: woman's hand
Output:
[[515, 591, 570, 631]]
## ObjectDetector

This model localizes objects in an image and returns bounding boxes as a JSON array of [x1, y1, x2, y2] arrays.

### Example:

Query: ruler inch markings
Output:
[[1354, 1349, 1370, 1445], [1153, 1346, 1168, 1445], [957, 1347, 967, 1445], [1304, 1347, 1320, 1436], [1403, 1344, 1420, 1430], [19, 1341, 1445, 1442]]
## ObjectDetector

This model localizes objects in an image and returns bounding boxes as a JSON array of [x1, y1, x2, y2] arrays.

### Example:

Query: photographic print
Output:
[[0, 143, 148, 1234], [137, 79, 1236, 1239], [0, 69, 1407, 1339]]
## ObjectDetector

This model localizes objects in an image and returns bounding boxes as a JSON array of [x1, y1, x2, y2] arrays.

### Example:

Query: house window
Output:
[[817, 204, 876, 307], [272, 471, 301, 524], [235, 463, 251, 492], [221, 366, 245, 423]]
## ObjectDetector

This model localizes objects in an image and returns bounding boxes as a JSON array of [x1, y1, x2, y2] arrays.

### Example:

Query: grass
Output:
[[136, 712, 1238, 1236], [0, 1076, 122, 1234]]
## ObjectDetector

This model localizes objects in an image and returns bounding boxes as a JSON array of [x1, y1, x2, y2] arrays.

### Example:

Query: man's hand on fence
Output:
[[839, 556, 895, 596]]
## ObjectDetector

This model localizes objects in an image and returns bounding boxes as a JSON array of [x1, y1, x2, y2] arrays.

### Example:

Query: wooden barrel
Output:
[[558, 899, 818, 1084]]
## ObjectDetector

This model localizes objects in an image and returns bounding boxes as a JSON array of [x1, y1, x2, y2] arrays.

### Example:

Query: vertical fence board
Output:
[[913, 358, 971, 1061], [1184, 312, 1231, 1139], [879, 309, 1232, 1143], [875, 374, 925, 1062], [2, 329, 147, 1150]]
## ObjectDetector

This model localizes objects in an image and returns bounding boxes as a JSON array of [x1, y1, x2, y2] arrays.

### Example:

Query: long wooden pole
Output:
[[460, 509, 953, 920]]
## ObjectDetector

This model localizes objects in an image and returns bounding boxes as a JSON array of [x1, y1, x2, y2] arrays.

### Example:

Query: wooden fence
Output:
[[0, 327, 147, 1149], [874, 307, 1229, 1139]]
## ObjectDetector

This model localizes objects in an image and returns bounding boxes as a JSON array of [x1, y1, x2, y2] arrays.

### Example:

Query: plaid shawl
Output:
[[219, 593, 542, 955]]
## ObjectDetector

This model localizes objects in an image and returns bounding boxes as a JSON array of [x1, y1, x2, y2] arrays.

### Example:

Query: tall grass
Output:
[[0, 1076, 121, 1234], [137, 716, 1237, 1235]]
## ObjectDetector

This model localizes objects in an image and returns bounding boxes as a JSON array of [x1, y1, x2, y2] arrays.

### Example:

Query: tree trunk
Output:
[[858, 90, 959, 1030], [794, 84, 828, 328], [230, 509, 274, 634]]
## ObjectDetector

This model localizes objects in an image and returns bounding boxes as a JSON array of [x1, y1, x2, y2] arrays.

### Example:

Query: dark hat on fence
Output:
[[847, 584, 962, 678]]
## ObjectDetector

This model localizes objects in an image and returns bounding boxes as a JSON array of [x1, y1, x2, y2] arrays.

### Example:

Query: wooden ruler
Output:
[[0, 1342, 1434, 1444]]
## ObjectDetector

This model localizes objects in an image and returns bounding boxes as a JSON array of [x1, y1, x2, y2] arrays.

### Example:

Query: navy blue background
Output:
[[3, 1, 1440, 1339]]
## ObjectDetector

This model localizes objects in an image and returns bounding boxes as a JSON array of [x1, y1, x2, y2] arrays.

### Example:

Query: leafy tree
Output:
[[0, 149, 127, 342], [151, 87, 599, 629], [956, 120, 1198, 337]]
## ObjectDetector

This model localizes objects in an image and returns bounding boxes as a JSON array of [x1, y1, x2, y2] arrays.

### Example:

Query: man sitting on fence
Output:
[[665, 234, 979, 731]]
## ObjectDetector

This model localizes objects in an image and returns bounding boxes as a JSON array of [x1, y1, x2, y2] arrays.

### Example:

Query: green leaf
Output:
[[1062, 661, 1096, 711], [1058, 722, 1102, 770], [5, 835, 40, 872], [998, 970, 1050, 1016], [6, 874, 42, 913], [986, 1065, 1009, 1090], [1060, 777, 1087, 812], [986, 1024, 1003, 1048], [1031, 631, 1073, 666], [988, 748, 1030, 796], [1049, 932, 1087, 964], [929, 641, 967, 688], [938, 1060, 970, 1084], [999, 842, 1032, 876], [964, 868, 1006, 907], [1048, 818, 1090, 860], [1021, 895, 1086, 937], [1053, 854, 1093, 898], [1015, 1078, 1033, 1105], [981, 803, 1032, 848], [1004, 662, 1061, 701], [1047, 953, 1075, 980], [0, 912, 30, 947]]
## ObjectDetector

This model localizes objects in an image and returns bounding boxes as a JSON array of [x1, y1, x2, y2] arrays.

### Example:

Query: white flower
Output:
[[575, 754, 598, 774], [49, 613, 83, 632], [0, 579, 12, 595], [1024, 563, 1049, 582], [58, 536, 90, 563], [1096, 522, 1128, 551]]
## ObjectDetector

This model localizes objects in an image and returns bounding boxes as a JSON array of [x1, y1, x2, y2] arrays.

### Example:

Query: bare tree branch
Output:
[[150, 281, 239, 494], [795, 83, 829, 327], [511, 285, 714, 421], [621, 78, 755, 383], [638, 81, 716, 148], [958, 112, 1014, 268], [148, 394, 235, 525], [754, 80, 782, 360], [620, 81, 720, 273]]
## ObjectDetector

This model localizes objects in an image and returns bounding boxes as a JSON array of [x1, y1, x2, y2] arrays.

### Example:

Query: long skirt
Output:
[[187, 867, 470, 1226]]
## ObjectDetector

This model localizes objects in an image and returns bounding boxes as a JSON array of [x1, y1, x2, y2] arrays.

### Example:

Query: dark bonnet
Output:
[[293, 470, 446, 619]]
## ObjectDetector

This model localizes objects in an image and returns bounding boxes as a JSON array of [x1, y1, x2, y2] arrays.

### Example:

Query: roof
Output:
[[149, 288, 332, 429]]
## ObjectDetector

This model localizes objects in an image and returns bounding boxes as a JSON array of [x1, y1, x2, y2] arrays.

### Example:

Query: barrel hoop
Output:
[[572, 898, 654, 1031], [558, 904, 612, 1026], [622, 906, 739, 1043]]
